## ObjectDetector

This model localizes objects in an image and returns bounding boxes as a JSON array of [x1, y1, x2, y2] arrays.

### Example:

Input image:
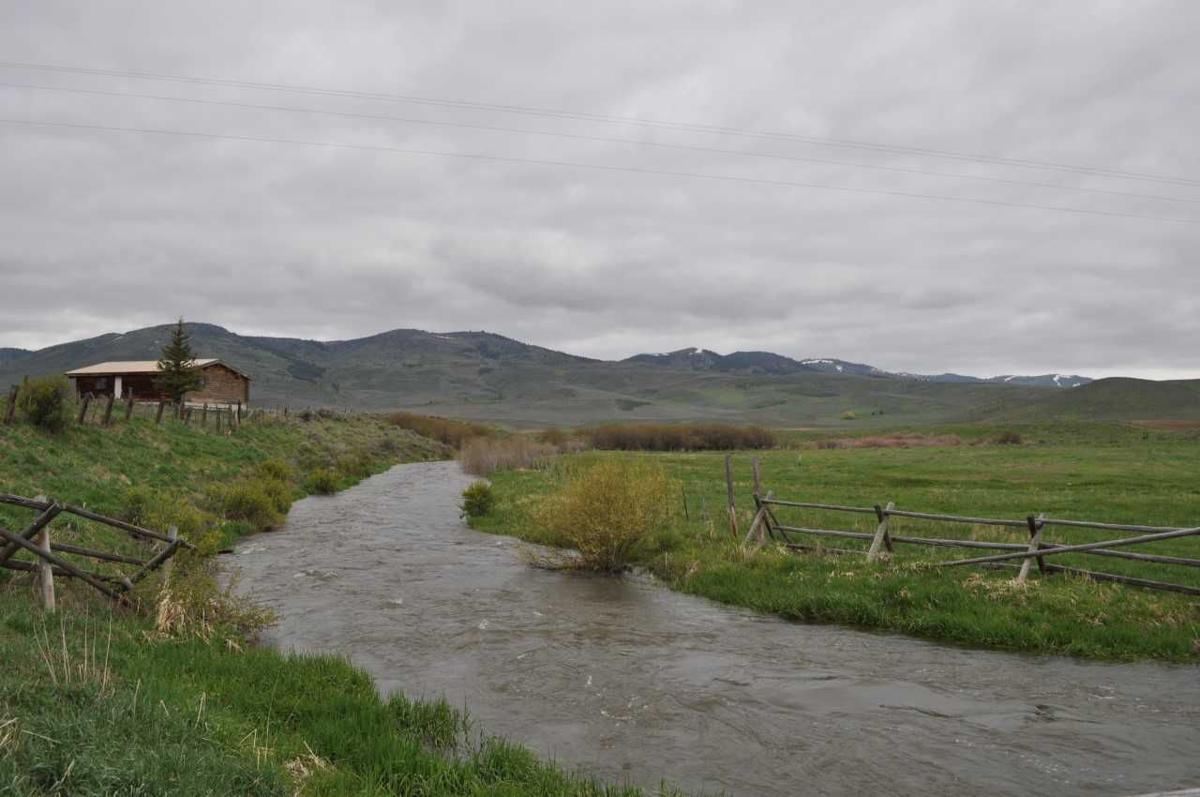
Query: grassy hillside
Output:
[[994, 377, 1200, 422], [0, 322, 1063, 427], [0, 416, 670, 795]]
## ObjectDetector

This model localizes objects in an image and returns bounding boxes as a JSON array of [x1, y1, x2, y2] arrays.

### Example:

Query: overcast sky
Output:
[[1, 1, 1197, 378]]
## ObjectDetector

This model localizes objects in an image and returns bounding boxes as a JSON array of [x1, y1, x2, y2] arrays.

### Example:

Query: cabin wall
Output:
[[71, 365, 249, 405], [185, 364, 250, 405]]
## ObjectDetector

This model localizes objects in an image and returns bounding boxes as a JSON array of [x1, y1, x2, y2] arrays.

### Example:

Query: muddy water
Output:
[[229, 462, 1200, 796]]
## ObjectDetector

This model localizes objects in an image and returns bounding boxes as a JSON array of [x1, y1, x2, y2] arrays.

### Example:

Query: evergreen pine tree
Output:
[[156, 319, 203, 403]]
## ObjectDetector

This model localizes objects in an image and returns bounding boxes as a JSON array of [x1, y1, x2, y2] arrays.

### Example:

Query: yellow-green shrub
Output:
[[256, 458, 296, 482], [221, 480, 286, 531], [307, 468, 339, 495], [461, 481, 494, 518], [535, 461, 673, 571]]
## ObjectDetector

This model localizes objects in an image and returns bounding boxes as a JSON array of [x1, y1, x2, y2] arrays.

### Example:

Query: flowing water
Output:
[[228, 461, 1199, 796]]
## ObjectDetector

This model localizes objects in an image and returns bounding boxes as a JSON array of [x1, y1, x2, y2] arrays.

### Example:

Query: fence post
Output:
[[215, 409, 223, 433], [155, 400, 166, 424], [102, 394, 115, 426], [201, 403, 208, 428], [1017, 513, 1047, 583], [724, 453, 739, 538], [37, 523, 55, 611], [77, 394, 91, 425], [867, 501, 895, 561], [124, 394, 135, 421], [235, 401, 242, 427], [3, 385, 17, 424], [161, 524, 179, 585]]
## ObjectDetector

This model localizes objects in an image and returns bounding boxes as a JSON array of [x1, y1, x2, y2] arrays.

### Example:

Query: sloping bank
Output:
[[470, 453, 1200, 662], [0, 415, 659, 795]]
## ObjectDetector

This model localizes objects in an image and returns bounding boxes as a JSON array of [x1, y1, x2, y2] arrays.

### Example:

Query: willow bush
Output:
[[535, 460, 673, 571]]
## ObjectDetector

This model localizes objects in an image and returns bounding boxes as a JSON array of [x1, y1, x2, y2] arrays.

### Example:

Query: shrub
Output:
[[459, 437, 555, 476], [120, 486, 210, 539], [221, 480, 285, 531], [387, 411, 494, 448], [534, 461, 672, 571], [535, 427, 570, 447], [336, 451, 376, 479], [259, 477, 294, 514], [994, 431, 1024, 445], [256, 458, 296, 482], [582, 423, 775, 451], [307, 468, 339, 495], [16, 375, 72, 433], [461, 481, 495, 518]]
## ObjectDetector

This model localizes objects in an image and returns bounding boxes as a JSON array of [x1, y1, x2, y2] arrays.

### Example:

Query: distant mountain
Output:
[[624, 347, 1091, 387], [985, 374, 1092, 388], [995, 377, 1200, 422], [0, 348, 31, 366], [0, 323, 1161, 427]]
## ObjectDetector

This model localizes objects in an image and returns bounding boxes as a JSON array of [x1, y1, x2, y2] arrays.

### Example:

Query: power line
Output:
[[2, 59, 1196, 189], [2, 116, 1196, 225], [3, 81, 1193, 206]]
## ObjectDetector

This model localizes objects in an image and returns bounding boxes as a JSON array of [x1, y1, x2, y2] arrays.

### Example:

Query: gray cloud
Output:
[[0, 0, 1197, 379]]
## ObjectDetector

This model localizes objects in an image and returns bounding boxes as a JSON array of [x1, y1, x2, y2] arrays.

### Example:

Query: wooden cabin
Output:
[[65, 359, 251, 406]]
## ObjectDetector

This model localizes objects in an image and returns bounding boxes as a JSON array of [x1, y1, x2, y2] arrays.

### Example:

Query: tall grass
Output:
[[535, 461, 673, 571], [0, 604, 662, 796], [584, 423, 775, 451], [459, 436, 556, 476]]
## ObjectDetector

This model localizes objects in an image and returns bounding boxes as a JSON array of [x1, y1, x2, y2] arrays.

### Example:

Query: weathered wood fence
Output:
[[71, 393, 244, 430], [733, 456, 1200, 596], [0, 493, 192, 607]]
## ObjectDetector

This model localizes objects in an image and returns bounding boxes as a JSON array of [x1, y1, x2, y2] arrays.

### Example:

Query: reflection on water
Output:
[[229, 462, 1200, 796]]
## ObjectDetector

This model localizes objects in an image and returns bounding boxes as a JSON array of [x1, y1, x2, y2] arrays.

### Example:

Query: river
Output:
[[228, 461, 1200, 796]]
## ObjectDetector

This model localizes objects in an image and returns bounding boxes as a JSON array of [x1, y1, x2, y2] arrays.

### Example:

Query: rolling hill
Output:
[[0, 323, 1190, 426]]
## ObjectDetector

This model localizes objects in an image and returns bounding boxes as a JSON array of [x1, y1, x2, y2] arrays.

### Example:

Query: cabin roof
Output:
[[65, 359, 250, 379]]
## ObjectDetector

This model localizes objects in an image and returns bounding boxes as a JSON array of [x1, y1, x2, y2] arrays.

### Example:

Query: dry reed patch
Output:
[[584, 422, 775, 451], [0, 717, 18, 757], [387, 412, 494, 447], [285, 742, 331, 794], [534, 460, 673, 571], [1131, 419, 1200, 430], [34, 615, 114, 695], [459, 436, 556, 476], [814, 434, 962, 450]]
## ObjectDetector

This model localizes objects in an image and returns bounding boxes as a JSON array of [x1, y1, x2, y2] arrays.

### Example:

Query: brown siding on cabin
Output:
[[71, 364, 249, 405], [185, 364, 249, 405]]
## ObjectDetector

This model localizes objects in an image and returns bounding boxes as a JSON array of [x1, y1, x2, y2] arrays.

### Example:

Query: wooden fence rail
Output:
[[0, 493, 191, 607], [743, 458, 1200, 596]]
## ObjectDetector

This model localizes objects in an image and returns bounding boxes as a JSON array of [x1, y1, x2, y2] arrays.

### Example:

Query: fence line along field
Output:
[[471, 422, 1200, 660]]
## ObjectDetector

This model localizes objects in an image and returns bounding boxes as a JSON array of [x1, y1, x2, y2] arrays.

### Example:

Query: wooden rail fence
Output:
[[733, 456, 1200, 596], [0, 493, 192, 607]]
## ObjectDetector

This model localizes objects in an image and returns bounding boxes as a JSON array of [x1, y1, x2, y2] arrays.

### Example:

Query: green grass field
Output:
[[0, 415, 667, 796], [472, 423, 1200, 661]]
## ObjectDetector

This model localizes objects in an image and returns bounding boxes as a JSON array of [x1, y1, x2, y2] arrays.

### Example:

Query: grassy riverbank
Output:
[[472, 423, 1200, 661], [0, 416, 664, 795]]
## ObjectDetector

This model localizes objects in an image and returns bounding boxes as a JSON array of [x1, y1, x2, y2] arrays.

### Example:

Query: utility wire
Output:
[[1, 59, 1196, 188], [2, 117, 1196, 225], [3, 81, 1193, 206]]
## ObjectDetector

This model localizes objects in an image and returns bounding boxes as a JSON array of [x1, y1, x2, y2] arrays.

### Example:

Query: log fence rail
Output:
[[0, 493, 191, 608], [743, 458, 1200, 596]]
